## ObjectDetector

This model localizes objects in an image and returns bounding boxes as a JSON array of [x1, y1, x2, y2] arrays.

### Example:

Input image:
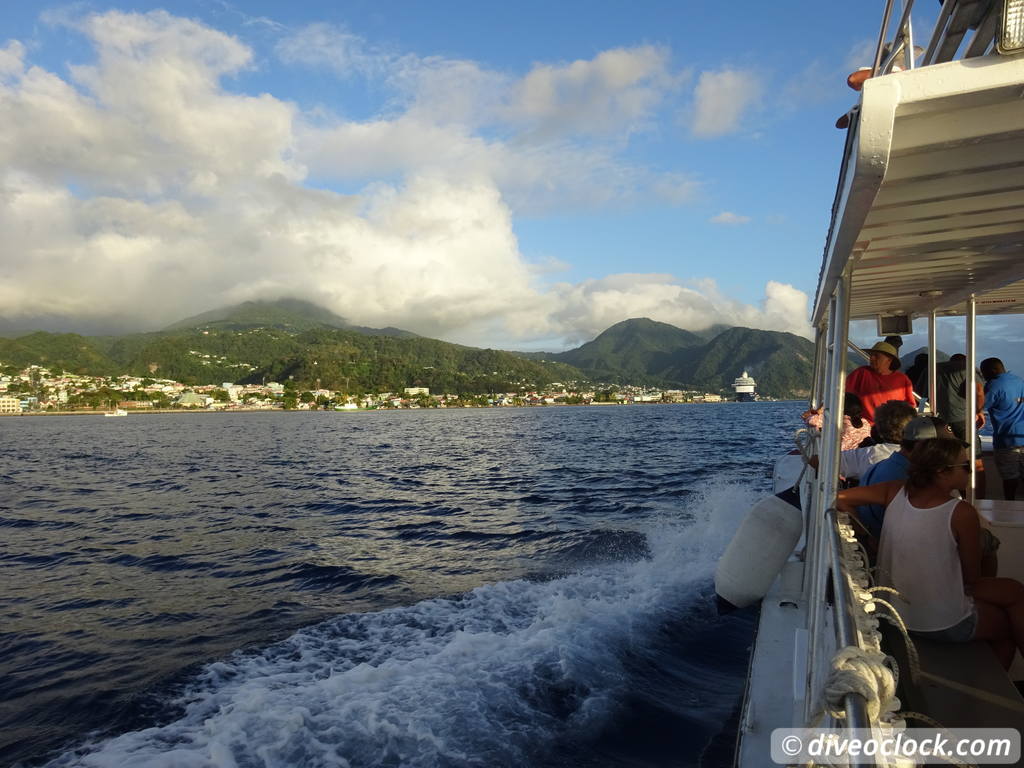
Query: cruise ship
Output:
[[731, 371, 756, 402]]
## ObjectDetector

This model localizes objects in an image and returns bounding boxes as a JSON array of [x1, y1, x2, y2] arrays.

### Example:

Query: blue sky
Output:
[[2, 0, 964, 351]]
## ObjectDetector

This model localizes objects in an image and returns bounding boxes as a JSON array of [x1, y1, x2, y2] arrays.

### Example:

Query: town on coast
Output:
[[0, 364, 767, 416]]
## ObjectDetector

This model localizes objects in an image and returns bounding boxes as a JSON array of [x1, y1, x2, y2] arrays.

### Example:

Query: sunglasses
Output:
[[945, 462, 971, 471]]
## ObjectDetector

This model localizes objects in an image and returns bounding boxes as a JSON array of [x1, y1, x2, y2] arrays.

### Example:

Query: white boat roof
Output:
[[813, 52, 1024, 326]]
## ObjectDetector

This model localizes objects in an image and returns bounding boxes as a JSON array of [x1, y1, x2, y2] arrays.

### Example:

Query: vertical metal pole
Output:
[[903, 2, 916, 70], [811, 326, 829, 411], [967, 297, 977, 505], [873, 0, 899, 76], [928, 311, 938, 413], [803, 298, 835, 719], [805, 271, 852, 723]]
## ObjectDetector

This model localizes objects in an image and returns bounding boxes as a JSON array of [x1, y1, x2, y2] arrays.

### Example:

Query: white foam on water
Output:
[[47, 481, 760, 768]]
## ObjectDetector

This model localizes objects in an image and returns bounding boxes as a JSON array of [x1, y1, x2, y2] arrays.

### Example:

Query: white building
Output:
[[0, 396, 21, 414]]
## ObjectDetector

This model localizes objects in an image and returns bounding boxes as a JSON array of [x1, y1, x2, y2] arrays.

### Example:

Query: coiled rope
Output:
[[822, 646, 898, 722]]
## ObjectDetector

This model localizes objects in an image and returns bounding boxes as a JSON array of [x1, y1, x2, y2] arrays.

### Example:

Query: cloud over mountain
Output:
[[0, 10, 811, 348]]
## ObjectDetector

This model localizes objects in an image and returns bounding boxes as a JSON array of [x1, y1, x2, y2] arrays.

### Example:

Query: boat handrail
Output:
[[871, 0, 1001, 80], [825, 506, 880, 768]]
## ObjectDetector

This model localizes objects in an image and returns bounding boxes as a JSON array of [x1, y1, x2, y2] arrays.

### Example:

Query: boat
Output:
[[732, 371, 756, 402], [104, 408, 128, 417], [720, 1, 1024, 765]]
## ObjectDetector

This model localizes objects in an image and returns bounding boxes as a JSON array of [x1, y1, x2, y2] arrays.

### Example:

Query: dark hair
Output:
[[980, 357, 1005, 380], [907, 438, 966, 490], [844, 392, 865, 429], [873, 400, 917, 443]]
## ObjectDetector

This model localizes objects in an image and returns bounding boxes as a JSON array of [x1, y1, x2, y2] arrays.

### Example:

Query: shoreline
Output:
[[1, 400, 798, 417]]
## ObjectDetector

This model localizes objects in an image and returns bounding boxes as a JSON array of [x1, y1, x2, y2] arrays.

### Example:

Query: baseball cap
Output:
[[902, 416, 966, 445]]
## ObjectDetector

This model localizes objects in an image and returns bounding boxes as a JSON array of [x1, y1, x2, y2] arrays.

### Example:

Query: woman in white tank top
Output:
[[838, 438, 1024, 670]]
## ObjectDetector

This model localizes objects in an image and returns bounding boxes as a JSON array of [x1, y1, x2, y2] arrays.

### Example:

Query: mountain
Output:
[[661, 327, 815, 398], [0, 304, 816, 398], [544, 319, 815, 398], [553, 318, 705, 381], [165, 298, 418, 338], [1, 318, 581, 395]]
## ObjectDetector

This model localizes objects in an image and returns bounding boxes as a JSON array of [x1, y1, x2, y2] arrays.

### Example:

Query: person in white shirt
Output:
[[837, 439, 1024, 668], [810, 400, 917, 480]]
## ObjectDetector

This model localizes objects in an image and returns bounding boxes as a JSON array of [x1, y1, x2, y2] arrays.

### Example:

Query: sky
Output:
[[4, 0, 1008, 357]]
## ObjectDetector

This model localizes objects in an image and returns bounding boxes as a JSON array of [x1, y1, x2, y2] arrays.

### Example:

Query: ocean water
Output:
[[1, 402, 802, 767]]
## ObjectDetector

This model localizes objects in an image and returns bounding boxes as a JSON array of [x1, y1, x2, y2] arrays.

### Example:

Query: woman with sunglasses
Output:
[[837, 438, 1024, 668]]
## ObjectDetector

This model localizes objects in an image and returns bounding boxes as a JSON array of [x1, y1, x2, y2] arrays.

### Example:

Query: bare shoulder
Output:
[[951, 500, 980, 530]]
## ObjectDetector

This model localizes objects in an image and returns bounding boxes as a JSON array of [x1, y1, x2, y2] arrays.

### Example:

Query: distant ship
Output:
[[732, 371, 756, 402]]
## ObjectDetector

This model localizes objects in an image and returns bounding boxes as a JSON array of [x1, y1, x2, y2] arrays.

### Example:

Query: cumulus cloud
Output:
[[0, 40, 25, 79], [690, 68, 760, 138], [544, 275, 810, 346], [0, 10, 808, 350], [710, 211, 750, 225], [505, 46, 675, 138]]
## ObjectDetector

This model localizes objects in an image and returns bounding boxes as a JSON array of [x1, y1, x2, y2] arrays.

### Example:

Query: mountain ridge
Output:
[[0, 302, 815, 398]]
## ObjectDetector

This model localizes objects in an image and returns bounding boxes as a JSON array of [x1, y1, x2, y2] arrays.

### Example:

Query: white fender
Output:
[[714, 495, 803, 609]]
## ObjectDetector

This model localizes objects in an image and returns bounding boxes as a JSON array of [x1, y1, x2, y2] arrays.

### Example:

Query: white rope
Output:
[[897, 711, 978, 768], [823, 646, 898, 722], [871, 597, 922, 684]]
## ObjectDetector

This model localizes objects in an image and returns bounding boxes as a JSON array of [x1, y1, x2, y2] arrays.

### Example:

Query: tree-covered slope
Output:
[[663, 327, 815, 398], [163, 298, 417, 338], [547, 319, 815, 398], [553, 318, 705, 381]]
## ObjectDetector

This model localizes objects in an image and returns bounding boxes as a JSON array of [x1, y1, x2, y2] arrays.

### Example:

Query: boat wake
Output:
[[44, 482, 758, 768]]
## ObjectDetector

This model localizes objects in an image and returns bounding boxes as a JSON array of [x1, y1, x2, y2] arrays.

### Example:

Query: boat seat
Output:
[[880, 623, 1024, 739]]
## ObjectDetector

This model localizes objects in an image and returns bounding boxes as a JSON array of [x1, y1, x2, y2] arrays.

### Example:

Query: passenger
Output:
[[837, 439, 1024, 669], [903, 353, 929, 400], [846, 341, 916, 422], [934, 353, 986, 497], [854, 416, 953, 539], [801, 392, 872, 451], [807, 400, 915, 480], [849, 417, 999, 577], [980, 357, 1024, 500]]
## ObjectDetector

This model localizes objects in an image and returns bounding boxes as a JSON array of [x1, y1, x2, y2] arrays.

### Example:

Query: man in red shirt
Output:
[[846, 341, 916, 421]]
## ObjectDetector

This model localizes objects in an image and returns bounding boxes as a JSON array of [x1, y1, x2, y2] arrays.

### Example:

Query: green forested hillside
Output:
[[2, 303, 815, 398], [541, 318, 814, 398], [0, 333, 119, 375], [164, 298, 418, 338], [554, 318, 704, 381], [662, 327, 814, 398], [5, 326, 580, 394]]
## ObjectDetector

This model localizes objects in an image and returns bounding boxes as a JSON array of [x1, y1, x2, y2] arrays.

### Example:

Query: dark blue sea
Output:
[[1, 402, 802, 767]]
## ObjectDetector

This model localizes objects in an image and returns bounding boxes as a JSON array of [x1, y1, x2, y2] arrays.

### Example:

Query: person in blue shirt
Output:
[[853, 415, 999, 575], [981, 358, 1024, 500], [856, 416, 952, 539]]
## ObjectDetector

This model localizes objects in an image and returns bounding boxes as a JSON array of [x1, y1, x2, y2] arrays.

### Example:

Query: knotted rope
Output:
[[823, 646, 898, 723]]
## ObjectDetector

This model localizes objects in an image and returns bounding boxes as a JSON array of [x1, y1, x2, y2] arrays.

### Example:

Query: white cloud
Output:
[[543, 275, 810, 346], [0, 40, 25, 79], [690, 68, 760, 138], [710, 211, 750, 225], [275, 23, 394, 82], [0, 11, 300, 198], [0, 10, 808, 351], [505, 46, 675, 138]]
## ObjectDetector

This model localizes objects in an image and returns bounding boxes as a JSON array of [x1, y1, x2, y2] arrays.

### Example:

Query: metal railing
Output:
[[871, 0, 1001, 79]]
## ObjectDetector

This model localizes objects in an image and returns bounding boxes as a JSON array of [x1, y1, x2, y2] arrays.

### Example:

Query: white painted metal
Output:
[[928, 310, 938, 409], [967, 295, 977, 505], [813, 54, 1024, 327]]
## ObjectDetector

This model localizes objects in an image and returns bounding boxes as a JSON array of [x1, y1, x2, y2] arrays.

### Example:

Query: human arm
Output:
[[976, 381, 986, 428], [836, 479, 903, 514], [950, 501, 982, 588], [802, 408, 823, 428]]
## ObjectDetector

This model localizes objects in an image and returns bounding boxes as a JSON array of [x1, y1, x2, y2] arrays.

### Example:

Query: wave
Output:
[[43, 481, 756, 768]]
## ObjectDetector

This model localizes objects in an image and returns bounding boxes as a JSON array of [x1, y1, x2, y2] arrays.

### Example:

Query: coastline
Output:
[[1, 400, 797, 417]]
